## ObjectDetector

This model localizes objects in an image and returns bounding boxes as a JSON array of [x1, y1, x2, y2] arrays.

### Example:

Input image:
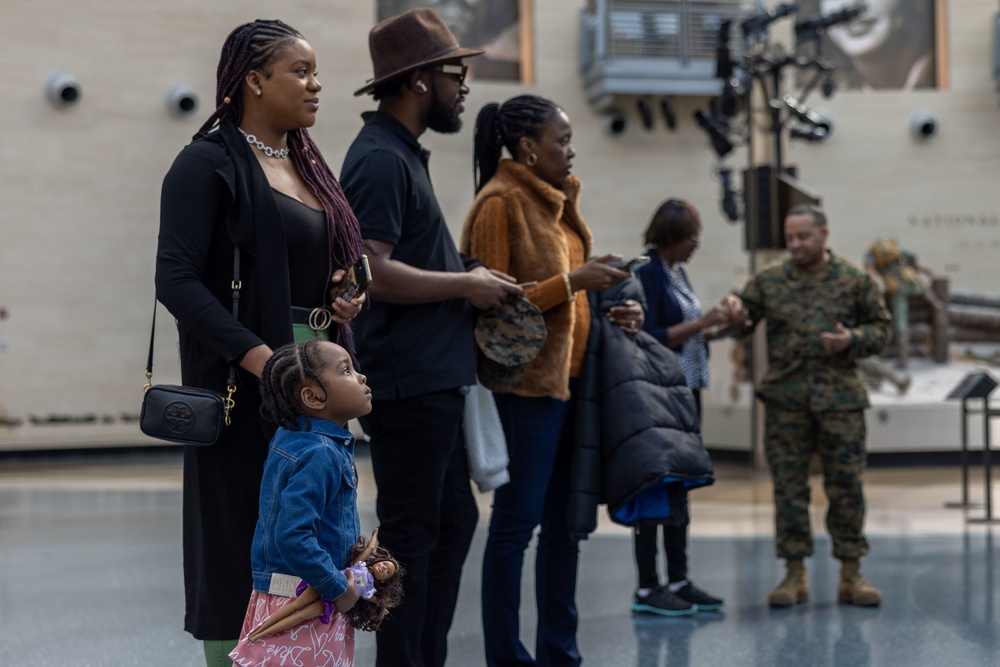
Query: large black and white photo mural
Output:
[[797, 0, 946, 91]]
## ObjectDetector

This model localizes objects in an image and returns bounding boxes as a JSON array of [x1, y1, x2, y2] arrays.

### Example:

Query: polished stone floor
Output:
[[0, 449, 996, 666]]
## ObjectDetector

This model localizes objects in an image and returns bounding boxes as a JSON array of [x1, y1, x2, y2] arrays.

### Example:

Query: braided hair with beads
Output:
[[199, 20, 364, 346], [473, 95, 562, 193], [259, 341, 330, 431]]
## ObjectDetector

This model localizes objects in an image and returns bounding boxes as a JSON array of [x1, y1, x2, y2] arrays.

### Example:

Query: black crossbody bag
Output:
[[139, 248, 240, 445]]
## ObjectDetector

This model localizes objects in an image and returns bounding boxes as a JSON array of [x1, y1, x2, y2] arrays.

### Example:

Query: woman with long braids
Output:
[[155, 20, 365, 666], [460, 95, 641, 666]]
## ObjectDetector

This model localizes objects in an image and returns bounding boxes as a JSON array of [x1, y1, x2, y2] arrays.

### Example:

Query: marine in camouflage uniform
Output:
[[738, 204, 891, 607]]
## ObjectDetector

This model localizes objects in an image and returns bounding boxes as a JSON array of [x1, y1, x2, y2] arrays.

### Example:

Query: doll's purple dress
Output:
[[348, 562, 376, 600]]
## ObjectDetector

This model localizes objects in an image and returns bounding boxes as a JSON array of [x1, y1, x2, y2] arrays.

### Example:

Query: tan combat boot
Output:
[[768, 558, 809, 607], [838, 559, 882, 606]]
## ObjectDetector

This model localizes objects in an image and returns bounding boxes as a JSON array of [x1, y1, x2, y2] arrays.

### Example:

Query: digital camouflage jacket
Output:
[[739, 251, 892, 412]]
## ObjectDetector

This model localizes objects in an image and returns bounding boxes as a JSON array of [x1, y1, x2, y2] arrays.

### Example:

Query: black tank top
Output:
[[273, 189, 329, 308]]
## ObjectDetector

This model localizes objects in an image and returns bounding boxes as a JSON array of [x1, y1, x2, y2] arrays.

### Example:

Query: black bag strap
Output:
[[145, 247, 241, 423]]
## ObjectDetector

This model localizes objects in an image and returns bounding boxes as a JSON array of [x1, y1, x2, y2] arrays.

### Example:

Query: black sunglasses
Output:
[[432, 63, 468, 85]]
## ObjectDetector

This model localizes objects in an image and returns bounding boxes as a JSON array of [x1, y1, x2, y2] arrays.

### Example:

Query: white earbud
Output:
[[415, 80, 428, 93]]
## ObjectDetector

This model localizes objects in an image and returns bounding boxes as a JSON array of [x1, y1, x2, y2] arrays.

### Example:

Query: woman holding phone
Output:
[[461, 95, 642, 667], [629, 198, 741, 616], [155, 19, 366, 666]]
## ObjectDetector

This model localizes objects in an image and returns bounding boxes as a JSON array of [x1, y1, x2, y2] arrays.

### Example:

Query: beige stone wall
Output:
[[1, 1, 997, 450]]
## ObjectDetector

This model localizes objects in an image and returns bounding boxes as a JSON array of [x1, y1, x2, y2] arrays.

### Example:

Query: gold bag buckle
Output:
[[307, 307, 333, 331]]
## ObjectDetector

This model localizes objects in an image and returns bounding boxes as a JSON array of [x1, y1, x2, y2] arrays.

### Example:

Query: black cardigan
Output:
[[154, 120, 320, 638], [156, 120, 302, 384]]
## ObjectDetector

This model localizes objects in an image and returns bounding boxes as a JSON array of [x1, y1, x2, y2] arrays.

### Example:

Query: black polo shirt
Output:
[[341, 111, 476, 400]]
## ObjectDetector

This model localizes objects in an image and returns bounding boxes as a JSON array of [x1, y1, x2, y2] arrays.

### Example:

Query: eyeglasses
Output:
[[432, 63, 468, 85], [689, 235, 701, 244]]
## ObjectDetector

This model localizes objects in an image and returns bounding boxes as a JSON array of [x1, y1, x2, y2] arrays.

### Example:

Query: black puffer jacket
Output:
[[566, 279, 714, 538]]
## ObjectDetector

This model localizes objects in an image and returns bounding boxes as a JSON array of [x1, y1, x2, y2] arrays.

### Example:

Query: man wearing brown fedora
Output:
[[340, 8, 522, 667]]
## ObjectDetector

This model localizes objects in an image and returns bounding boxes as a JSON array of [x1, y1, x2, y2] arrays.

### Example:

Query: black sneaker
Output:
[[632, 587, 696, 617], [672, 581, 724, 611]]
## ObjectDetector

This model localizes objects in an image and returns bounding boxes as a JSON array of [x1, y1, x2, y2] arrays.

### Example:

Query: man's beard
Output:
[[427, 88, 463, 134]]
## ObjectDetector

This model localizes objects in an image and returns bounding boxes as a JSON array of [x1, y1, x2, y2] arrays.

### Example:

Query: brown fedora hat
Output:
[[354, 7, 484, 97]]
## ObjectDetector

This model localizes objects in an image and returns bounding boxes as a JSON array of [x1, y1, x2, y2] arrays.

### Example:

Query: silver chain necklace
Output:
[[237, 127, 289, 159]]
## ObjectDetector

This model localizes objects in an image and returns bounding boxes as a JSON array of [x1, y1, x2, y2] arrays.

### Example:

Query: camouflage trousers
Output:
[[764, 408, 869, 560]]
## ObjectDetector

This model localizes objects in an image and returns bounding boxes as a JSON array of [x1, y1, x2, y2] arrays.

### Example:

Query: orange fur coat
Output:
[[460, 159, 593, 400]]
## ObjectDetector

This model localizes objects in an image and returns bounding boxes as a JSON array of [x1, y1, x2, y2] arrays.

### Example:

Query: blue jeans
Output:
[[482, 392, 581, 667]]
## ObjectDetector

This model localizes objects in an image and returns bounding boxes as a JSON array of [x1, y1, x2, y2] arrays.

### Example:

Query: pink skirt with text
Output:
[[229, 589, 355, 667]]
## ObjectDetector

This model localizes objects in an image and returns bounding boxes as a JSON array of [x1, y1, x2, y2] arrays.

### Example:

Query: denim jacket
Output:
[[251, 416, 360, 602]]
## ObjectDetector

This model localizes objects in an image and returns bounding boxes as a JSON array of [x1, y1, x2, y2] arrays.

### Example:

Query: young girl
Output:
[[229, 340, 373, 667]]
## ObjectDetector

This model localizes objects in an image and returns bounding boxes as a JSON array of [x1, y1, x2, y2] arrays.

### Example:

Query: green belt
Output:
[[291, 306, 331, 343]]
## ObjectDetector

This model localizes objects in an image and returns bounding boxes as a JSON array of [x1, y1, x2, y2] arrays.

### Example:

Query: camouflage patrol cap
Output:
[[475, 297, 546, 366], [474, 297, 546, 392]]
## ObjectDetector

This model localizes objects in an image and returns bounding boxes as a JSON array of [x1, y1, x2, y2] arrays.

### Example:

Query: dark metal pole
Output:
[[962, 399, 970, 505], [969, 400, 999, 524], [945, 398, 982, 509], [984, 400, 993, 520], [772, 66, 783, 175], [962, 398, 969, 507]]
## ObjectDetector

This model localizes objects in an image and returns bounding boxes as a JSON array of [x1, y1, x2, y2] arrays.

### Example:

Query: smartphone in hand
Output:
[[609, 255, 651, 272], [330, 255, 372, 303]]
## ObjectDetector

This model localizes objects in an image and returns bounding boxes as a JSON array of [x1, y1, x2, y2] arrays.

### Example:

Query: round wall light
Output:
[[44, 71, 81, 109], [165, 83, 199, 119], [909, 110, 939, 141]]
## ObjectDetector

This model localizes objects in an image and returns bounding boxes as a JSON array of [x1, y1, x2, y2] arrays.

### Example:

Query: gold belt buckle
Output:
[[307, 307, 332, 331]]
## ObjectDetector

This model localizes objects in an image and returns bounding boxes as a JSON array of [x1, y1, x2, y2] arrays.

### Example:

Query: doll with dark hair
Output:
[[344, 528, 405, 632], [246, 529, 404, 641]]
